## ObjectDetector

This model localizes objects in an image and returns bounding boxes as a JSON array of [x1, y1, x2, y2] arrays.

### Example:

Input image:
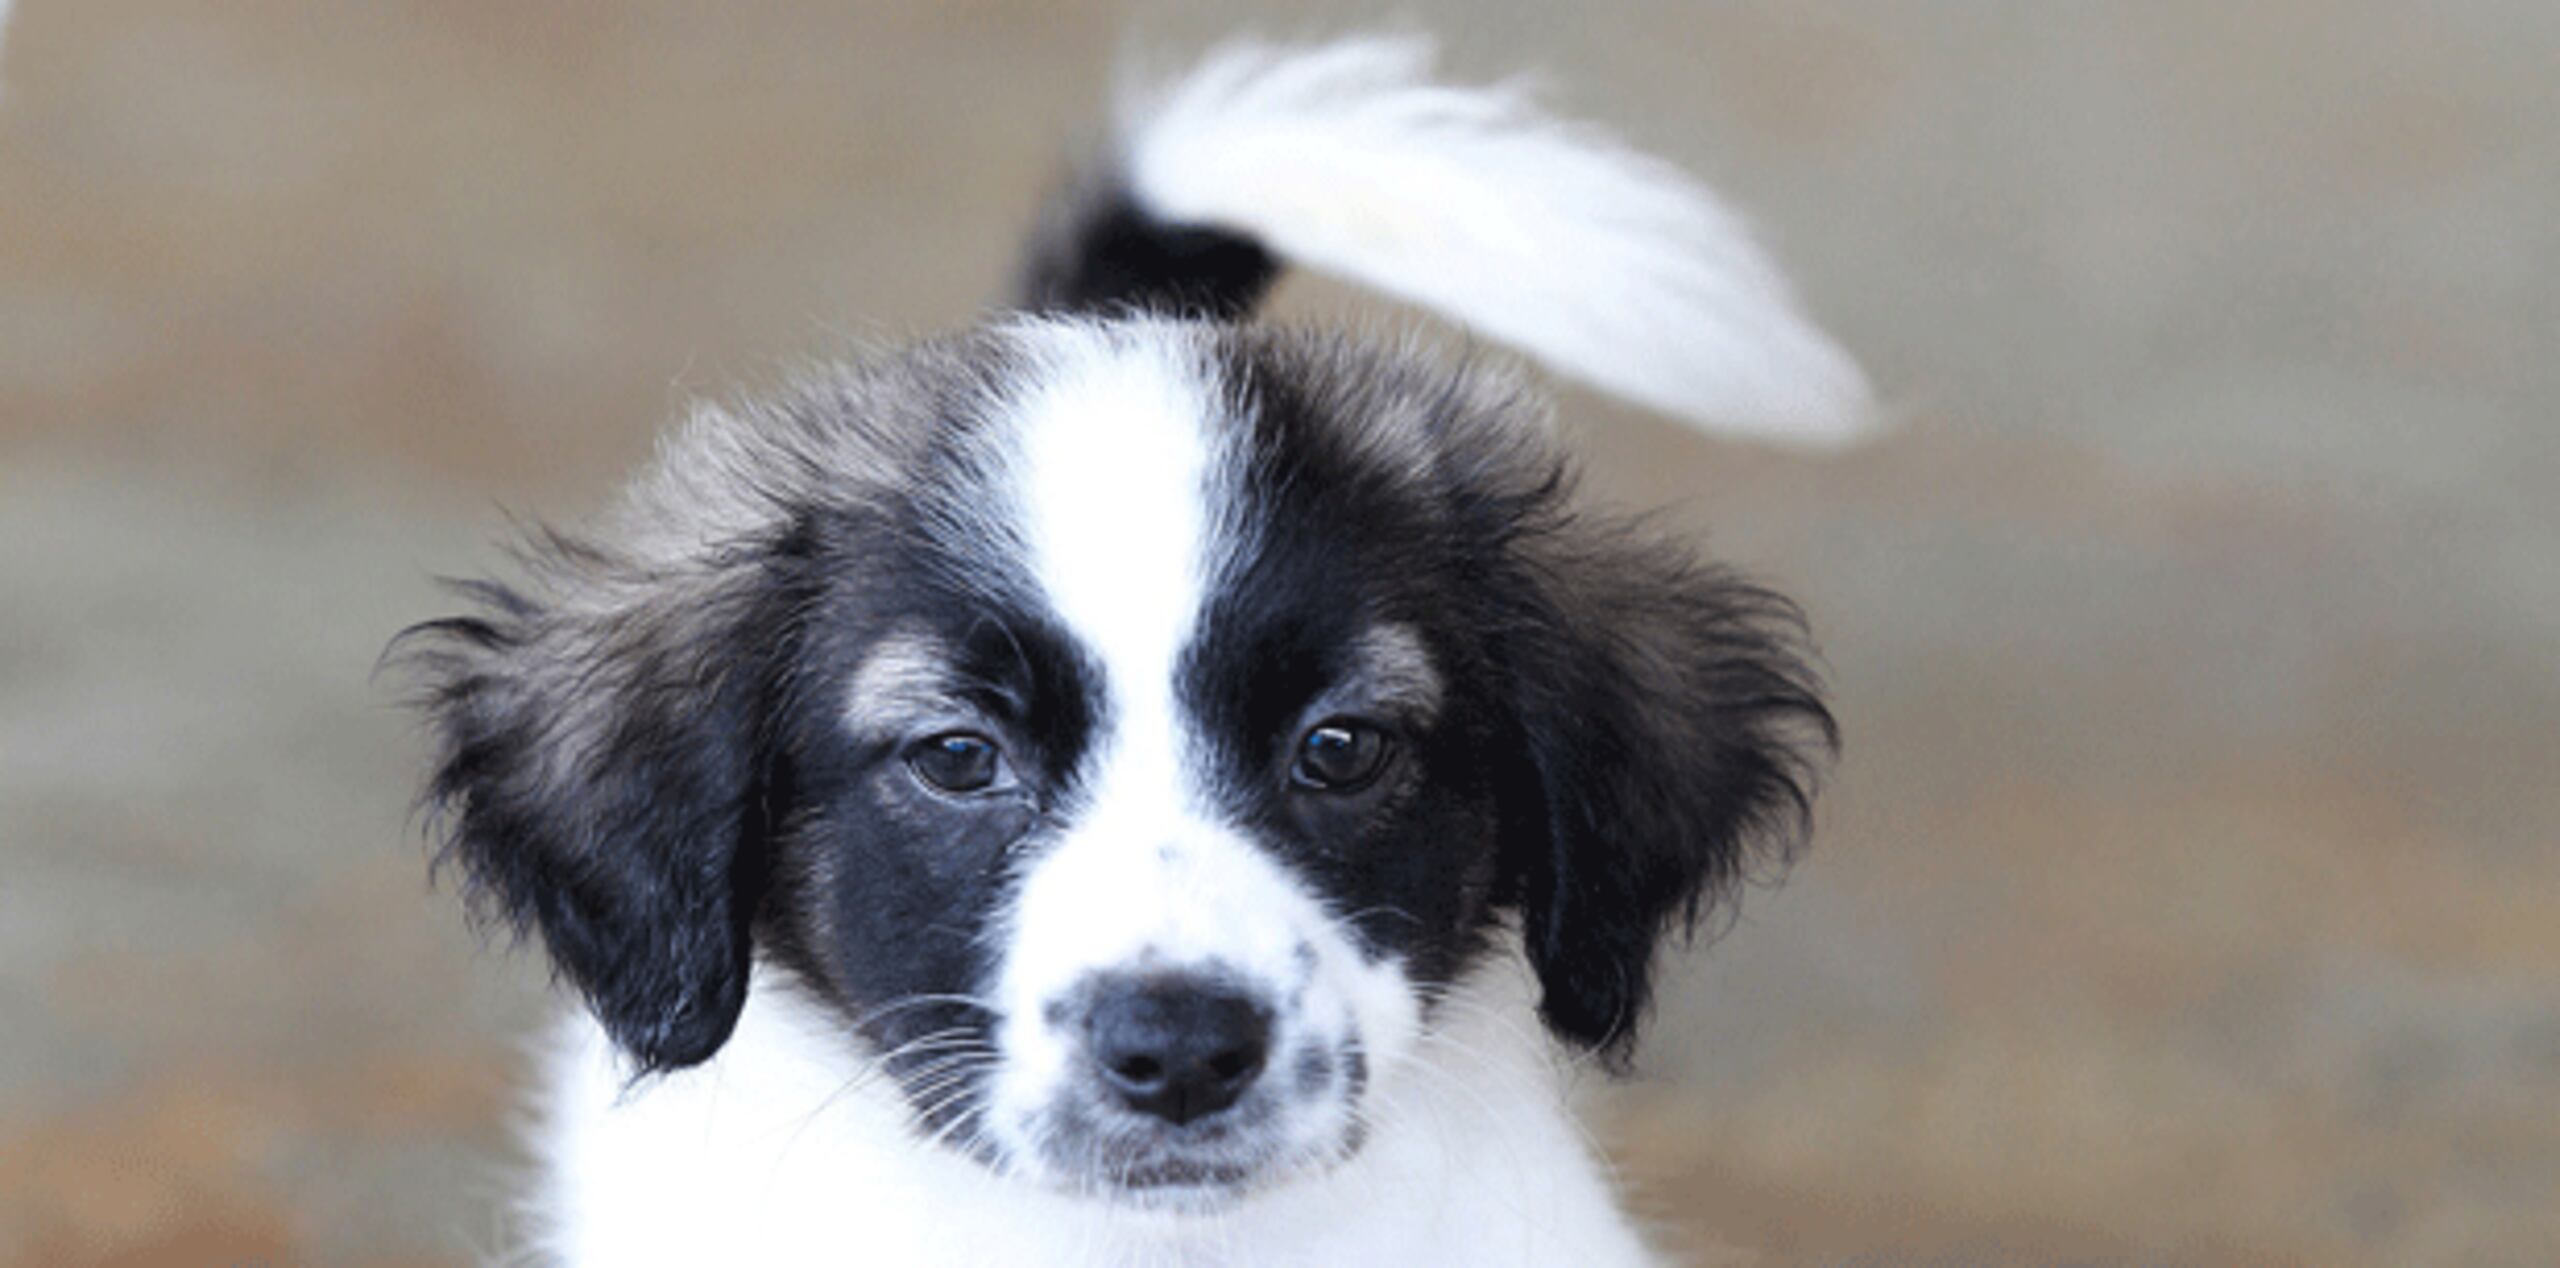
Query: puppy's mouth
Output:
[[1113, 1155, 1260, 1190], [1039, 1128, 1356, 1213], [1096, 1150, 1273, 1212], [999, 1080, 1369, 1211]]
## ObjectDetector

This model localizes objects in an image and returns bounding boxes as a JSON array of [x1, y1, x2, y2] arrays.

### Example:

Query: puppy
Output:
[[399, 34, 1869, 1266]]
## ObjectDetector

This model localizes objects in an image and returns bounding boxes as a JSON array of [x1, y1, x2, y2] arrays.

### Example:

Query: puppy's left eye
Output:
[[908, 732, 1008, 794], [1292, 720, 1392, 791]]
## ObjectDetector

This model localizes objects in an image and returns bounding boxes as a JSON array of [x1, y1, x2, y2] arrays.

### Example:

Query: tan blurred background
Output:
[[3, 2, 2554, 1264]]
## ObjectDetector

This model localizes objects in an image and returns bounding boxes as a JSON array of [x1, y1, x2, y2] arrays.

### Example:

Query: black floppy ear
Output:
[[1503, 518, 1835, 1065], [392, 528, 798, 1073]]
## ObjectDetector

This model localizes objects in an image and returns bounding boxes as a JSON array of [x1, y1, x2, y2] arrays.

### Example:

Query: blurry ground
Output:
[[3, 1, 2555, 1264]]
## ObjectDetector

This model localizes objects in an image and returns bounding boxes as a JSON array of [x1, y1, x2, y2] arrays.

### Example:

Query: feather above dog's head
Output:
[[396, 33, 1857, 1202]]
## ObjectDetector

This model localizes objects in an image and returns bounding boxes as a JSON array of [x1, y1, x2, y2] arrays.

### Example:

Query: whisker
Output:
[[839, 991, 1003, 1033]]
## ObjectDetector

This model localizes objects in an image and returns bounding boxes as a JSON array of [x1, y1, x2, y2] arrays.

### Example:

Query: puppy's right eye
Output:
[[1292, 720, 1393, 791], [907, 732, 1006, 794]]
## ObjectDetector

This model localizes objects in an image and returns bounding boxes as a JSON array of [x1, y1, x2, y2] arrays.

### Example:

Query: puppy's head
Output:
[[397, 317, 1829, 1207]]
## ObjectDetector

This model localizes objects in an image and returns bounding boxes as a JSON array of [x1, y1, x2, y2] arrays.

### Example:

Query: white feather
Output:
[[1120, 34, 1877, 449]]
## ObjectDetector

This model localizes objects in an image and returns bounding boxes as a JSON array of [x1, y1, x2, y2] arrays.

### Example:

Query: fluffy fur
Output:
[[1103, 34, 1873, 446], [397, 33, 1858, 1267]]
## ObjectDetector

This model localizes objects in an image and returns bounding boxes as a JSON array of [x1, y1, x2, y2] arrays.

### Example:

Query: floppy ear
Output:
[[1503, 517, 1835, 1065], [392, 528, 799, 1073]]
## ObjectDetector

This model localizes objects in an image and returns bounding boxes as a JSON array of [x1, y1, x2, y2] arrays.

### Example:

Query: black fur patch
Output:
[[1199, 329, 1837, 1063], [1178, 340, 1518, 1000], [393, 345, 1098, 1092], [1013, 172, 1279, 320], [756, 488, 1108, 1124], [392, 527, 803, 1073]]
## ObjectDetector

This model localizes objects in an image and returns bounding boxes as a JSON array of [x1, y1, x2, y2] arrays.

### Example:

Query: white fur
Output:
[[534, 949, 1657, 1267], [1001, 318, 1227, 714], [1120, 34, 1876, 448]]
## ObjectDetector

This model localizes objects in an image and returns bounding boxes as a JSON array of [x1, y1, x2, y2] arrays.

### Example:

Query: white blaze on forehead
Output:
[[1004, 321, 1228, 771]]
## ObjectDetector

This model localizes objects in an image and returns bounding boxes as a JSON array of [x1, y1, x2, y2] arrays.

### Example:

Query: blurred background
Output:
[[2, 2, 2553, 1264]]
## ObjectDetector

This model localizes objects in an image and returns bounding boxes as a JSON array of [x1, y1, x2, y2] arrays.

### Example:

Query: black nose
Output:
[[1085, 975, 1272, 1126]]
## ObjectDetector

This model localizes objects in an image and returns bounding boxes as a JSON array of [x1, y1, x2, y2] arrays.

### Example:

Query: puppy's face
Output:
[[767, 328, 1516, 1204], [400, 318, 1827, 1209]]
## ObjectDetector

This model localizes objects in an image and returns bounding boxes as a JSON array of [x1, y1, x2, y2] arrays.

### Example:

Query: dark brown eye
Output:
[[908, 732, 1005, 794], [1292, 721, 1391, 791]]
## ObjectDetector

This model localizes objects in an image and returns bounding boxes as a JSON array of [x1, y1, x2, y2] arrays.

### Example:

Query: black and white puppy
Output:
[[399, 35, 1871, 1266]]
